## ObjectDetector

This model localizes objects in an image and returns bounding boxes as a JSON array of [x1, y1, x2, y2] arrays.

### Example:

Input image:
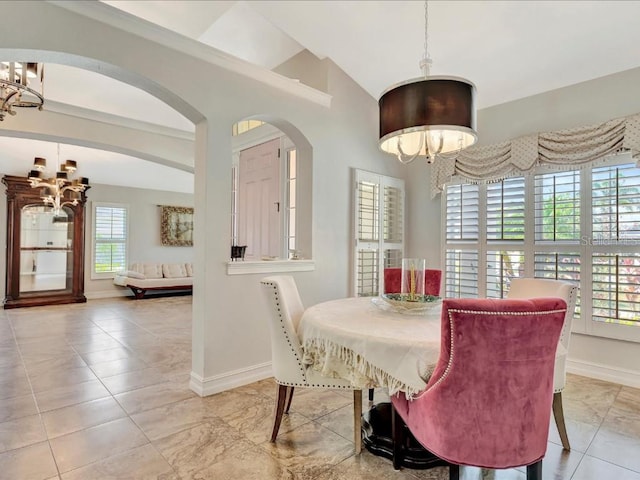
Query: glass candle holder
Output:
[[401, 258, 426, 301]]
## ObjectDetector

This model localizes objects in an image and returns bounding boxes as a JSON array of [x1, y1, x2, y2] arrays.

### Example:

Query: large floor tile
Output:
[[0, 374, 33, 401], [166, 441, 293, 480], [114, 379, 196, 415], [88, 356, 149, 378], [79, 346, 136, 366], [131, 396, 219, 441], [261, 421, 354, 478], [0, 393, 38, 423], [28, 366, 98, 393], [572, 454, 640, 480], [153, 419, 255, 479], [41, 396, 126, 438], [34, 379, 111, 412], [287, 388, 352, 420], [600, 385, 640, 439], [0, 441, 59, 480], [221, 394, 310, 445], [49, 417, 149, 473], [0, 414, 48, 453], [100, 367, 167, 395], [60, 444, 175, 480], [586, 428, 640, 473]]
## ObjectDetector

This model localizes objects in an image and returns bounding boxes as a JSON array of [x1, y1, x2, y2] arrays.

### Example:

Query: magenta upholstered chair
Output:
[[391, 297, 567, 480], [383, 268, 442, 296]]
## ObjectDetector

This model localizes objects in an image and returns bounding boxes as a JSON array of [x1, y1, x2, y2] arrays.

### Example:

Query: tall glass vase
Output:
[[401, 258, 426, 302]]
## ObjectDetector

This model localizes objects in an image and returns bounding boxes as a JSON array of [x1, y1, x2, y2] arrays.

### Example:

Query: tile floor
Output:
[[1, 296, 640, 479]]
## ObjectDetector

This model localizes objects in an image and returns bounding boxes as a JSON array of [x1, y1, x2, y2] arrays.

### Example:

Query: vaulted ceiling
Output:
[[2, 1, 640, 192]]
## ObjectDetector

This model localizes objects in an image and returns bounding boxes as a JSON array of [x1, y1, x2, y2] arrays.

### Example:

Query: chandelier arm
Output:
[[396, 130, 425, 164]]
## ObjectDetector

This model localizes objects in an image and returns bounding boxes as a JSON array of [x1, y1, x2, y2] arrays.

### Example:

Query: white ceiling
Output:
[[3, 0, 640, 192]]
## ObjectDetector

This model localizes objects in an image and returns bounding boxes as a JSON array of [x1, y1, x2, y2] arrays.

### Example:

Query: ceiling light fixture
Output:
[[27, 145, 89, 216], [378, 1, 477, 165], [0, 62, 45, 122]]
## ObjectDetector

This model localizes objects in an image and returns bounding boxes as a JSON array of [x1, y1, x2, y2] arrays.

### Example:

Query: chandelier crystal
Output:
[[27, 147, 89, 216], [378, 1, 477, 164], [0, 62, 45, 122]]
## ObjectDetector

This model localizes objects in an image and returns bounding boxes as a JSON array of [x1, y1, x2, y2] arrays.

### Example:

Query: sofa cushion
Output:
[[123, 270, 145, 279], [131, 263, 163, 279], [185, 263, 193, 277], [163, 263, 187, 278]]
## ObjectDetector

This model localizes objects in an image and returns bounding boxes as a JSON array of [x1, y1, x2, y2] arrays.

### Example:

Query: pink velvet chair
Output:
[[391, 297, 566, 480], [383, 268, 442, 296]]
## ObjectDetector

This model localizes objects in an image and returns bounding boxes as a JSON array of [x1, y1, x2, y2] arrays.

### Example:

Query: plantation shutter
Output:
[[94, 205, 128, 274], [353, 170, 404, 297]]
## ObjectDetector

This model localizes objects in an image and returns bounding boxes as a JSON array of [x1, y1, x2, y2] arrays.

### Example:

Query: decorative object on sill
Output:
[[231, 245, 247, 261], [160, 205, 194, 246], [0, 62, 44, 121], [378, 0, 477, 165], [27, 144, 89, 216], [431, 111, 640, 198]]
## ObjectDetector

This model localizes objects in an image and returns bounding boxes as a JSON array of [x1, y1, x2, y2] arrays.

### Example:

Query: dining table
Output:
[[297, 295, 446, 468]]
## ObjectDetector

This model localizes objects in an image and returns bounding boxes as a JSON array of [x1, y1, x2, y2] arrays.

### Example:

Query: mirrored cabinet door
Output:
[[3, 175, 87, 308]]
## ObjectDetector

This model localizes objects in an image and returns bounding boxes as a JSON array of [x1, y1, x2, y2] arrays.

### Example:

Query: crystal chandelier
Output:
[[27, 146, 89, 216], [0, 62, 44, 122], [378, 1, 477, 164]]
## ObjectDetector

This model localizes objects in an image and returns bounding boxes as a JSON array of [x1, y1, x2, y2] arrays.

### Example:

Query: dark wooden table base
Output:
[[362, 402, 449, 470]]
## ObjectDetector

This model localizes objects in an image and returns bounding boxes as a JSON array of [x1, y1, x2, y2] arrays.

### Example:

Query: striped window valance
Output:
[[431, 112, 640, 198]]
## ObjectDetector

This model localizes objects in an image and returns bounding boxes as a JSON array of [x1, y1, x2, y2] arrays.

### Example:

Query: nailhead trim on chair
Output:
[[262, 279, 357, 390], [428, 307, 568, 391], [263, 281, 308, 382], [559, 285, 578, 345]]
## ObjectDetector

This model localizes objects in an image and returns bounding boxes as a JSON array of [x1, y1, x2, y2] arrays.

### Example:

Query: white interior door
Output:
[[238, 138, 281, 259]]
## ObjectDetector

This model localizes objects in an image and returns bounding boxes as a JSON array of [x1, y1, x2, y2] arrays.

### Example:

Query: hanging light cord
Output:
[[420, 0, 432, 77]]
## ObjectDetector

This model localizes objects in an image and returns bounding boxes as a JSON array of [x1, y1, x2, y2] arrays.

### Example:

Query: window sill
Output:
[[226, 259, 315, 275]]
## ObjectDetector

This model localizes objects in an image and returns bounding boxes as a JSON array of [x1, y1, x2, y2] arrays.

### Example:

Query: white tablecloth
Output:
[[298, 297, 442, 398]]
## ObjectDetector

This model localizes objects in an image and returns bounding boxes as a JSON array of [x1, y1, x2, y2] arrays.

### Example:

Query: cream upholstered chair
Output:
[[260, 275, 363, 453], [507, 278, 578, 451]]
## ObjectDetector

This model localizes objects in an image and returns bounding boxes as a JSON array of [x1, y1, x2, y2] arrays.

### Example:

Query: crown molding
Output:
[[48, 1, 332, 108], [44, 100, 195, 141]]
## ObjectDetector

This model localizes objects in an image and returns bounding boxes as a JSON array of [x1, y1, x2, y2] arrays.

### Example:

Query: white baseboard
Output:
[[567, 359, 640, 388], [85, 290, 131, 300], [189, 362, 273, 397]]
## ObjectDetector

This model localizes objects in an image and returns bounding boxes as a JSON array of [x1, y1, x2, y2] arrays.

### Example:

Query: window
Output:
[[286, 148, 297, 256], [353, 170, 404, 297], [93, 203, 128, 278], [442, 154, 640, 342], [486, 177, 525, 241]]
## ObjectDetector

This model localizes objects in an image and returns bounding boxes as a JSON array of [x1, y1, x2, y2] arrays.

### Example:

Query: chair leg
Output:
[[391, 403, 404, 470], [449, 464, 460, 480], [270, 384, 288, 442], [552, 391, 570, 451], [284, 386, 295, 413], [526, 460, 542, 480], [353, 390, 362, 454], [368, 388, 374, 401]]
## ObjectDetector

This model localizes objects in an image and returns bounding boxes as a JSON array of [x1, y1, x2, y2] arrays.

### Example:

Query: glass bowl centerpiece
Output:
[[381, 292, 442, 312]]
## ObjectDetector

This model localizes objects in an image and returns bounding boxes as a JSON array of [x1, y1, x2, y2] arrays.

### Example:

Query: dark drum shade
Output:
[[378, 76, 477, 157]]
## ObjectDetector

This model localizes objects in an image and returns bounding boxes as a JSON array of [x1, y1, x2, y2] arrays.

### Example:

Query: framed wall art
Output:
[[160, 205, 194, 246]]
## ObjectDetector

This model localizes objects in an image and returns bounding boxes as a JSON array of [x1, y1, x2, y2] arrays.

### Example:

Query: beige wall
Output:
[[84, 184, 194, 298]]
